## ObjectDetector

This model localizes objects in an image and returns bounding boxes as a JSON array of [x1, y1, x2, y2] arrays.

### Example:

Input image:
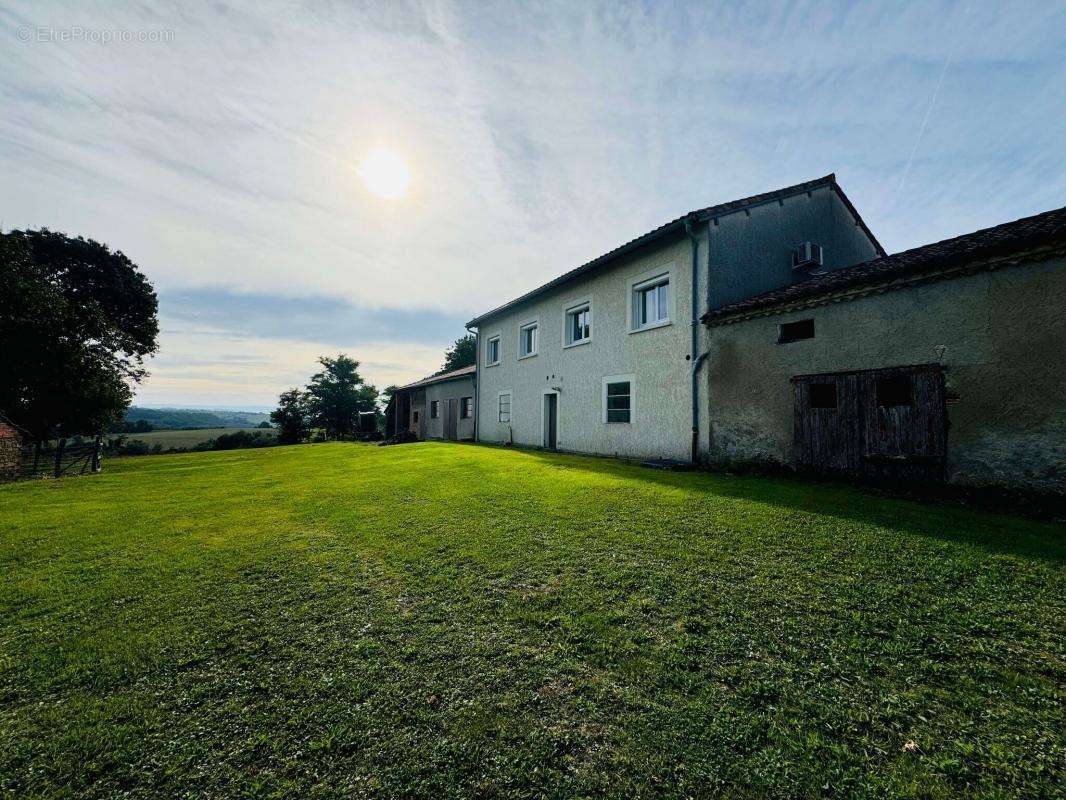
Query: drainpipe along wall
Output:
[[465, 324, 479, 442], [684, 216, 702, 463]]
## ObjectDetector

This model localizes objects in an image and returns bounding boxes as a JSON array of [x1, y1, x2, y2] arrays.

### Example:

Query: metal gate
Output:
[[792, 363, 947, 480]]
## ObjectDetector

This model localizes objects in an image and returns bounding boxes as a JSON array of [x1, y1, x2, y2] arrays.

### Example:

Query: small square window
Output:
[[498, 393, 511, 423], [809, 382, 837, 409], [486, 336, 500, 366], [778, 319, 815, 343], [460, 397, 473, 419], [605, 381, 631, 423], [430, 400, 439, 419], [565, 303, 591, 346], [876, 374, 912, 407]]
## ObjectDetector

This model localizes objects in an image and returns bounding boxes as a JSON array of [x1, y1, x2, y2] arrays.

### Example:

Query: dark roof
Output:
[[396, 364, 476, 392], [702, 205, 1066, 325], [466, 174, 883, 327]]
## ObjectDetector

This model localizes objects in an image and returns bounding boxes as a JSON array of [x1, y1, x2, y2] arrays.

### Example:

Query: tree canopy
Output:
[[440, 334, 475, 374], [273, 354, 379, 442], [0, 229, 159, 439]]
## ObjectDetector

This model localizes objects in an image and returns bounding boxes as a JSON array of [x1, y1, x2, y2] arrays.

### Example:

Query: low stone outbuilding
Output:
[[0, 413, 26, 481], [387, 365, 476, 441], [700, 207, 1066, 493]]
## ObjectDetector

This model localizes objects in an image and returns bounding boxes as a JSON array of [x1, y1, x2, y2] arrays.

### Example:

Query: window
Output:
[[430, 400, 439, 419], [486, 336, 500, 366], [876, 374, 912, 407], [605, 380, 631, 423], [460, 397, 473, 419], [565, 302, 591, 346], [778, 319, 815, 343], [498, 393, 511, 423], [519, 322, 538, 358], [809, 383, 837, 409], [633, 275, 669, 329], [413, 411, 420, 423]]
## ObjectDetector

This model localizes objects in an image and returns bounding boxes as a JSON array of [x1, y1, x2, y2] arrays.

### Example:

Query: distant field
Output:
[[121, 427, 275, 450]]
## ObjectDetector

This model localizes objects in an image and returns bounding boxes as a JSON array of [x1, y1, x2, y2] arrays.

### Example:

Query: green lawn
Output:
[[1, 443, 1062, 799]]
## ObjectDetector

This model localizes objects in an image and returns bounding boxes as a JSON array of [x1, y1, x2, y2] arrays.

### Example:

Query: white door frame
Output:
[[541, 388, 560, 449]]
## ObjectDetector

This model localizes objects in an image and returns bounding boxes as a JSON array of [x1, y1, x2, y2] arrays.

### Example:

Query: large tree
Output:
[[440, 334, 475, 373], [305, 354, 378, 439], [0, 229, 159, 439]]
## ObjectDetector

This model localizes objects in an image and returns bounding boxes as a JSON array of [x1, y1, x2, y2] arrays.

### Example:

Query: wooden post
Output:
[[53, 439, 66, 478], [91, 435, 103, 472]]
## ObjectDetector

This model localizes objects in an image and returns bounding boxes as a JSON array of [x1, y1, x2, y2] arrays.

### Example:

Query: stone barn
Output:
[[0, 413, 26, 481], [700, 207, 1066, 493]]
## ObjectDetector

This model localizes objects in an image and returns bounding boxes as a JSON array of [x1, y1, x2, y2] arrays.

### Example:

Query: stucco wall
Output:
[[473, 185, 882, 461], [704, 252, 1066, 492], [420, 378, 476, 440], [476, 235, 696, 460], [709, 185, 881, 309]]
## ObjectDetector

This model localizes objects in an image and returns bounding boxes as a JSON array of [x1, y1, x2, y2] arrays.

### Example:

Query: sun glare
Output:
[[358, 146, 411, 199]]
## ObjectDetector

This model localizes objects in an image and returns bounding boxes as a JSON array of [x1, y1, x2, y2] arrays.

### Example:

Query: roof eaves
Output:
[[465, 174, 842, 328]]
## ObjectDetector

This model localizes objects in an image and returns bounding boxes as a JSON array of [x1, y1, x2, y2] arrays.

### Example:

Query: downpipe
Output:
[[466, 324, 479, 443], [684, 216, 702, 464]]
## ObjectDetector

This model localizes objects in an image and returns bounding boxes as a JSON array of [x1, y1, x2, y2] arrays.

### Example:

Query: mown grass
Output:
[[0, 442, 1062, 799]]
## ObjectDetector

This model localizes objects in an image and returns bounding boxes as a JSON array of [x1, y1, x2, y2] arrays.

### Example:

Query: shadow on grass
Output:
[[491, 444, 1066, 565]]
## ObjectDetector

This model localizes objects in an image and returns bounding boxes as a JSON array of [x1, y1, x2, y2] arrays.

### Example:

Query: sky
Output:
[[2, 1, 1064, 409]]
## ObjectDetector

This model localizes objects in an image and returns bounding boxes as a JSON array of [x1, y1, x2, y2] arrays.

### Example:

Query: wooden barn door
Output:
[[444, 399, 458, 440], [792, 373, 864, 474], [792, 364, 947, 480], [861, 364, 947, 480]]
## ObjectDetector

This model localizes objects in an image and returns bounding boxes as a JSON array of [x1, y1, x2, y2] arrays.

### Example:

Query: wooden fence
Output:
[[2, 436, 103, 482]]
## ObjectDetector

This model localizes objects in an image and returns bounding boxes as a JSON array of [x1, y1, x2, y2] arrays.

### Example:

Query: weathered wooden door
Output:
[[444, 399, 458, 440], [792, 364, 947, 480]]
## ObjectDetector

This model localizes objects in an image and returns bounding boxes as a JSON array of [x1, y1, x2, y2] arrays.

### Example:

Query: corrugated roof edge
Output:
[[396, 364, 476, 391], [466, 174, 883, 327], [701, 204, 1066, 325]]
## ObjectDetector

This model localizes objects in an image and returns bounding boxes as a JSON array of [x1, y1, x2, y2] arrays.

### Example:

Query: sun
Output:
[[358, 146, 411, 199]]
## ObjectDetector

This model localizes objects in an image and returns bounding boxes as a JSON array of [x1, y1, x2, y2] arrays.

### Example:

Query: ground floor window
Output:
[[460, 397, 473, 419], [498, 393, 511, 423], [430, 400, 439, 418], [603, 376, 633, 423]]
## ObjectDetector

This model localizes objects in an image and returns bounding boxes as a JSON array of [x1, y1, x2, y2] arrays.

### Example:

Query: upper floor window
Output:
[[519, 322, 538, 359], [486, 335, 500, 366], [565, 302, 591, 347], [633, 274, 669, 330], [430, 400, 439, 419]]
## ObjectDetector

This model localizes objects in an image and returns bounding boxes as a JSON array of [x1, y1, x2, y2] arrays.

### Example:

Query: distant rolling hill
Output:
[[121, 407, 272, 430]]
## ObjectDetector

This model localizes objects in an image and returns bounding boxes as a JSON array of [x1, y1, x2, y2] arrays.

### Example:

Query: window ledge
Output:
[[563, 338, 591, 350], [518, 352, 538, 360], [485, 361, 500, 368], [628, 319, 672, 334]]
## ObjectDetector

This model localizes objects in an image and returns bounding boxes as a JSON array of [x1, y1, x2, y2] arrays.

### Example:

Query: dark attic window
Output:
[[809, 382, 837, 410], [778, 318, 814, 344], [877, 374, 912, 407]]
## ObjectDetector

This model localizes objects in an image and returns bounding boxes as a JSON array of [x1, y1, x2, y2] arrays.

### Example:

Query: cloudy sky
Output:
[[2, 1, 1063, 409]]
